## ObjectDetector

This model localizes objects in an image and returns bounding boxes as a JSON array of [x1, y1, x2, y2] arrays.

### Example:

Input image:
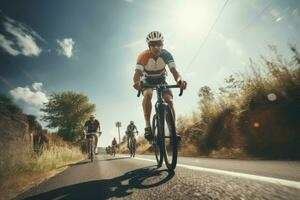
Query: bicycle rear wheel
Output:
[[161, 105, 178, 171], [152, 114, 163, 168]]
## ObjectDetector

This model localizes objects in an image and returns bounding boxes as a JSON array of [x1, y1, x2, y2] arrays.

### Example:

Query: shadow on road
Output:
[[22, 165, 174, 200], [62, 156, 130, 168]]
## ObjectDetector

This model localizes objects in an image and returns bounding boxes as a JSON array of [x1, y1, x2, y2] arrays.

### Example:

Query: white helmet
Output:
[[146, 31, 164, 44], [90, 114, 95, 118]]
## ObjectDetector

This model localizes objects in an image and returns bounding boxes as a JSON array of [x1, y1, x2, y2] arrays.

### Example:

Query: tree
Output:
[[198, 86, 214, 108], [41, 92, 95, 142]]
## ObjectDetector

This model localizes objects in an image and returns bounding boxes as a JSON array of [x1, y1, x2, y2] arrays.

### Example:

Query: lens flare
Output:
[[267, 93, 277, 101], [253, 122, 260, 128]]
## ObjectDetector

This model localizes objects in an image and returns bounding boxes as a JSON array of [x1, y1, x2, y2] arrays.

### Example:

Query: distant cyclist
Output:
[[111, 137, 117, 156], [84, 114, 101, 154], [107, 145, 111, 154], [126, 121, 139, 148], [132, 31, 187, 142]]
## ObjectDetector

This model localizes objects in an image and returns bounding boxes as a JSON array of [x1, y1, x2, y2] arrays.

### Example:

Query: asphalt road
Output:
[[16, 154, 300, 200]]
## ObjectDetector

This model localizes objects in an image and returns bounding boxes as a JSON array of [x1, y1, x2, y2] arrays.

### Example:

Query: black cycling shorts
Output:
[[141, 77, 173, 97]]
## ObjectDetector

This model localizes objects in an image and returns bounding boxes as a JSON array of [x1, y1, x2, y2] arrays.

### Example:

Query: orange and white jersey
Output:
[[136, 49, 176, 78]]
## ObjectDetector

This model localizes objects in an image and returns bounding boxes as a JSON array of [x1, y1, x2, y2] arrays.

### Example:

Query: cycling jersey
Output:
[[136, 49, 176, 79], [84, 120, 100, 133], [127, 124, 137, 133]]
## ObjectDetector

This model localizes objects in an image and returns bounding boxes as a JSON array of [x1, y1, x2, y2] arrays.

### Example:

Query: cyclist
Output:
[[83, 114, 101, 154], [111, 137, 118, 155], [107, 145, 111, 154], [126, 121, 139, 148], [132, 31, 187, 142]]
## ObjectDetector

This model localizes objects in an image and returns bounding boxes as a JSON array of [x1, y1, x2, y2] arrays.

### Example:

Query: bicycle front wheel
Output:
[[90, 139, 94, 162], [152, 114, 163, 168], [161, 105, 178, 171], [129, 139, 133, 157]]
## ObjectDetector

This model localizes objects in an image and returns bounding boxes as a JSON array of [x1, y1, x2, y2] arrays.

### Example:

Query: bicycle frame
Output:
[[128, 134, 137, 157], [138, 82, 183, 170], [138, 83, 182, 126], [85, 132, 99, 162]]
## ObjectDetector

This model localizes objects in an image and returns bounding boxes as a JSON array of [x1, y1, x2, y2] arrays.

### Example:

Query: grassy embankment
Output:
[[0, 94, 86, 199], [0, 130, 84, 200]]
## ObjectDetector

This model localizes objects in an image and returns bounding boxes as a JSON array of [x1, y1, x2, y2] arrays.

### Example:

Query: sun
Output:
[[176, 1, 213, 35]]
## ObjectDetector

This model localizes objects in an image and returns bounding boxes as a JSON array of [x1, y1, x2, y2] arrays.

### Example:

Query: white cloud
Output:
[[123, 0, 134, 3], [0, 15, 43, 56], [9, 86, 48, 107], [9, 82, 48, 117], [57, 38, 75, 58], [32, 82, 43, 91], [0, 34, 20, 56]]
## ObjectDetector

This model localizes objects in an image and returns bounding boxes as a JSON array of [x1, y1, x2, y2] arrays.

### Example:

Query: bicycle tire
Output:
[[90, 138, 94, 162], [129, 138, 133, 157], [161, 104, 178, 171], [131, 137, 136, 157], [152, 114, 163, 168]]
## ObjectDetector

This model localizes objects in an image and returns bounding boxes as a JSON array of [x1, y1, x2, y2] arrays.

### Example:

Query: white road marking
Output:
[[132, 156, 300, 190]]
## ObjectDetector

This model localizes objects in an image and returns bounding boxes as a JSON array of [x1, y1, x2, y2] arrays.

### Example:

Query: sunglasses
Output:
[[149, 42, 163, 47]]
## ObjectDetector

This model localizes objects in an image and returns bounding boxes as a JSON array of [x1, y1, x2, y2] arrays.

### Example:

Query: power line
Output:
[[184, 0, 230, 73]]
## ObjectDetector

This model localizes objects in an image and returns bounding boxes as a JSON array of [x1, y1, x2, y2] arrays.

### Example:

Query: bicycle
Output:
[[111, 144, 116, 157], [85, 131, 101, 162], [128, 131, 138, 157], [138, 82, 183, 171]]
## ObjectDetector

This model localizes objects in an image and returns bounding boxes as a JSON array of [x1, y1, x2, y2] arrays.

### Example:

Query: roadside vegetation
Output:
[[0, 91, 95, 199], [177, 45, 300, 159]]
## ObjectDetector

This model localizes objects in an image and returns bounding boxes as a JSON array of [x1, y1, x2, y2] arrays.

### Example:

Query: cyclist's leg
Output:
[[94, 134, 98, 150], [143, 89, 154, 141], [142, 88, 153, 127], [133, 136, 136, 152], [127, 134, 130, 148], [163, 92, 175, 121], [91, 134, 97, 153], [86, 137, 90, 158]]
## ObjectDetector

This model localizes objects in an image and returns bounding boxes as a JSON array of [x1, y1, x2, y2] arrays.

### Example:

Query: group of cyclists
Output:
[[105, 137, 118, 156], [83, 31, 187, 159], [83, 114, 139, 157]]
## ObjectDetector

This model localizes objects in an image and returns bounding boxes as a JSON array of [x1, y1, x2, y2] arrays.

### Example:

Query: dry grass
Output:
[[178, 144, 199, 157], [0, 134, 84, 200], [176, 46, 300, 159]]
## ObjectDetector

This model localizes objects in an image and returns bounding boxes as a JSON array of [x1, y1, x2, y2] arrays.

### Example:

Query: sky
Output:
[[0, 0, 299, 147]]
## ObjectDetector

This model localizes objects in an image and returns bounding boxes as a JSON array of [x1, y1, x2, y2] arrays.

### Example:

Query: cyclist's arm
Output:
[[170, 68, 182, 82], [133, 69, 143, 84], [134, 126, 139, 133], [97, 121, 101, 133]]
